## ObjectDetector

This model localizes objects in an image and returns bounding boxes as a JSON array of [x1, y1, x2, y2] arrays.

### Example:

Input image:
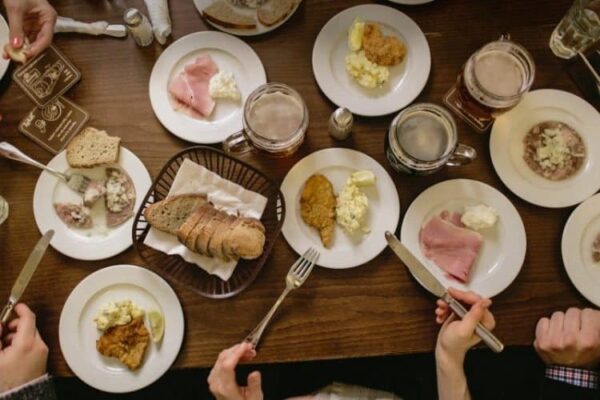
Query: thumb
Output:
[[245, 371, 263, 400], [6, 6, 25, 48], [460, 299, 489, 336]]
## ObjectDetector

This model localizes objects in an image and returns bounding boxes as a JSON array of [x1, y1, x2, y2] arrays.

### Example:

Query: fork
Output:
[[0, 141, 91, 194], [245, 248, 319, 349]]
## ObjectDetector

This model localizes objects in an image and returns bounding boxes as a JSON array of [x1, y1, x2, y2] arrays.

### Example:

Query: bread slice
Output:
[[203, 1, 257, 30], [196, 210, 229, 256], [4, 39, 30, 64], [257, 0, 295, 27], [67, 127, 121, 168], [176, 203, 213, 244], [208, 214, 237, 260], [144, 194, 207, 235], [223, 217, 266, 260], [184, 207, 217, 253]]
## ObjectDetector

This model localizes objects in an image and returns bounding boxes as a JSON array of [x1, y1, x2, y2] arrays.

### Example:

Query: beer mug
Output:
[[223, 83, 309, 157], [385, 103, 477, 175], [443, 35, 535, 133], [550, 0, 600, 59]]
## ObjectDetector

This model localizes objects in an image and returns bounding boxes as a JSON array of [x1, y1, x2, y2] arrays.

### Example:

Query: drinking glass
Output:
[[0, 195, 8, 226], [443, 35, 535, 133], [385, 103, 477, 175], [550, 0, 600, 59], [223, 83, 309, 157]]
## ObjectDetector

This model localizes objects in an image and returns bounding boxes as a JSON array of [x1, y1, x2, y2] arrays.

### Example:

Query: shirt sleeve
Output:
[[540, 366, 600, 400], [0, 374, 57, 400], [545, 366, 599, 389]]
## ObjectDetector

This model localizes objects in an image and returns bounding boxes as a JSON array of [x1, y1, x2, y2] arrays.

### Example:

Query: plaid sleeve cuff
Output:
[[545, 365, 599, 389]]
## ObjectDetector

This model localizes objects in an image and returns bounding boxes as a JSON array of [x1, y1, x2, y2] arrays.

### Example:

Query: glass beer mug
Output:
[[443, 35, 535, 133]]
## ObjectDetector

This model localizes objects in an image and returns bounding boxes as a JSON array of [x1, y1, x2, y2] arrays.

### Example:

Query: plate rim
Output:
[[149, 31, 267, 144], [32, 147, 152, 261], [311, 3, 431, 117], [400, 178, 527, 298], [58, 264, 185, 393], [0, 15, 9, 80], [280, 147, 401, 269]]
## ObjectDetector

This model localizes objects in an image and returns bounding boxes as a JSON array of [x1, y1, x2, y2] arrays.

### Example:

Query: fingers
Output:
[[458, 299, 491, 336], [11, 304, 37, 346], [534, 317, 550, 348], [548, 311, 565, 346], [0, 323, 2, 351], [245, 371, 263, 400], [27, 11, 56, 58], [435, 299, 451, 325], [5, 2, 25, 48], [447, 287, 483, 306]]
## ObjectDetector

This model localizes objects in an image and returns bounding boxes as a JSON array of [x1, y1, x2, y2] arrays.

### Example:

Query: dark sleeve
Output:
[[540, 378, 600, 400], [0, 375, 57, 400]]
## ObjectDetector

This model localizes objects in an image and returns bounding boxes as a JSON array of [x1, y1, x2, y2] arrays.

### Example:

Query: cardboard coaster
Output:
[[12, 45, 81, 107], [19, 97, 89, 154]]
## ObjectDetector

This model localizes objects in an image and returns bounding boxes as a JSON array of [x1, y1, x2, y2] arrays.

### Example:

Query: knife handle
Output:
[[0, 301, 15, 325], [443, 293, 504, 353]]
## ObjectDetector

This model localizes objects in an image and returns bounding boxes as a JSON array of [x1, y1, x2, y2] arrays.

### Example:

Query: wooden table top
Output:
[[0, 0, 590, 378]]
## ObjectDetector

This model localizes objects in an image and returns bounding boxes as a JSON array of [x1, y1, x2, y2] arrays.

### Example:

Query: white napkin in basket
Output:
[[144, 158, 268, 281]]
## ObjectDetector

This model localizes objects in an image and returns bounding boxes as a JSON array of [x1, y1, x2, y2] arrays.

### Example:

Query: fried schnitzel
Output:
[[362, 23, 406, 67], [300, 174, 336, 248], [96, 317, 150, 370]]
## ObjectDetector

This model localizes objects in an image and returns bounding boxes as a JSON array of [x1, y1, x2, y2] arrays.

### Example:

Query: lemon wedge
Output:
[[148, 310, 164, 343]]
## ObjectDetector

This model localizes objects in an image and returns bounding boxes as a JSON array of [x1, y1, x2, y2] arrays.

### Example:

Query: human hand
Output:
[[208, 342, 263, 400], [534, 308, 600, 369], [0, 304, 49, 392], [434, 288, 495, 365], [3, 0, 57, 61]]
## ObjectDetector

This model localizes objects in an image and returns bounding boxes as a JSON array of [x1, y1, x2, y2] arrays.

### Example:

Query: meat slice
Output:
[[419, 210, 483, 282], [54, 203, 93, 229], [168, 54, 218, 118]]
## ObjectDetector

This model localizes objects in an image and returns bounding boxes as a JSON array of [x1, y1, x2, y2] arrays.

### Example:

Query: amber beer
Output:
[[444, 36, 535, 132]]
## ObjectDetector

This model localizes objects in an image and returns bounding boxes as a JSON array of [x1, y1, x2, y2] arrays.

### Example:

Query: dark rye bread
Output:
[[207, 213, 237, 260], [144, 194, 207, 235], [195, 210, 229, 256], [176, 203, 213, 245], [185, 208, 217, 253]]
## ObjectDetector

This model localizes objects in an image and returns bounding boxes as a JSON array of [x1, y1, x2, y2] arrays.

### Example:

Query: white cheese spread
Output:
[[209, 71, 241, 102], [461, 204, 498, 231]]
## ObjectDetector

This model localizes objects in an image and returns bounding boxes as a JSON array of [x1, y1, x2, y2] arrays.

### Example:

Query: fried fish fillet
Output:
[[362, 23, 406, 66], [96, 317, 150, 370], [300, 174, 336, 248]]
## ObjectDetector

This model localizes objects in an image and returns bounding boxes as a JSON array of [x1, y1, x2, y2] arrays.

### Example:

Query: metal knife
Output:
[[0, 230, 54, 324], [385, 231, 504, 353]]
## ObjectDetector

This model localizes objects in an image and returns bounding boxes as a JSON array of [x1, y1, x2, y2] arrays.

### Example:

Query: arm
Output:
[[0, 374, 56, 400], [208, 342, 263, 400], [434, 288, 496, 400], [535, 308, 600, 400], [2, 0, 57, 60]]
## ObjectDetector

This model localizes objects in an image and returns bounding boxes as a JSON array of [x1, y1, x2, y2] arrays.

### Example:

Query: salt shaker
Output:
[[124, 8, 154, 47], [328, 107, 353, 140]]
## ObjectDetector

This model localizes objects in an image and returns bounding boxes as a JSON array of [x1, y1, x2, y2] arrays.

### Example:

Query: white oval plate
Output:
[[193, 0, 303, 37], [562, 193, 600, 307], [401, 179, 526, 298], [33, 147, 151, 261], [281, 148, 400, 269], [0, 15, 9, 80], [312, 4, 430, 117], [490, 89, 600, 208], [149, 32, 266, 144], [388, 0, 434, 4], [59, 265, 185, 393]]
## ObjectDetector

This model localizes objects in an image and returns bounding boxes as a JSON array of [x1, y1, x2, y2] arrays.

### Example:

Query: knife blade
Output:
[[385, 231, 504, 353], [0, 230, 54, 324]]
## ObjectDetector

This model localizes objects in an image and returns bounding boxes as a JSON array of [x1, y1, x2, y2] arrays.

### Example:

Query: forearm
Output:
[[436, 349, 471, 400]]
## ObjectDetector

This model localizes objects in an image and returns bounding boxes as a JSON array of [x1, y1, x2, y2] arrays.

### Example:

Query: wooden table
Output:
[[0, 0, 590, 378]]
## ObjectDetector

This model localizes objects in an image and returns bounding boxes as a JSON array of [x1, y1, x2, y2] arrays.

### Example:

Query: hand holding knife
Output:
[[385, 231, 504, 353], [0, 230, 54, 325]]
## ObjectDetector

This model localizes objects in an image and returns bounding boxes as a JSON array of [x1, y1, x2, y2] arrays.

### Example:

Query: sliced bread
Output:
[[184, 207, 217, 253], [195, 210, 229, 256], [223, 217, 265, 260], [257, 0, 295, 27], [66, 127, 121, 168], [4, 39, 30, 64], [176, 203, 213, 244], [203, 0, 257, 30], [144, 194, 207, 235], [208, 213, 237, 260]]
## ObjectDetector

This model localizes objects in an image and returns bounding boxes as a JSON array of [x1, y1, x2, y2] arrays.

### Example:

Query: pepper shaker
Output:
[[124, 8, 154, 47], [328, 107, 353, 140]]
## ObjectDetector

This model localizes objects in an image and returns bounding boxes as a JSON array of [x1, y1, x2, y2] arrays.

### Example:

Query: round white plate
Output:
[[59, 265, 185, 393], [312, 4, 431, 117], [281, 148, 400, 269], [562, 193, 600, 307], [33, 147, 152, 261], [194, 0, 303, 36], [0, 14, 10, 80], [490, 89, 600, 208], [401, 179, 526, 298], [388, 0, 434, 4], [149, 31, 266, 144]]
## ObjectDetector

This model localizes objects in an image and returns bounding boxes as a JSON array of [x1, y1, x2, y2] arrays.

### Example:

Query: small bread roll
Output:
[[4, 39, 30, 64]]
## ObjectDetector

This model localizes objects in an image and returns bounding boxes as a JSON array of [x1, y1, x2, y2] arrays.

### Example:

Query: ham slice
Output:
[[168, 55, 218, 117], [419, 210, 483, 282]]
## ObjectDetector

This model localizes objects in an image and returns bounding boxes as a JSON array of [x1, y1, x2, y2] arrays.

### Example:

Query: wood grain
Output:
[[0, 0, 589, 378]]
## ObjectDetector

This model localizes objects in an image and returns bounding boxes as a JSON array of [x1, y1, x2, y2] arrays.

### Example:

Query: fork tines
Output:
[[290, 247, 319, 283]]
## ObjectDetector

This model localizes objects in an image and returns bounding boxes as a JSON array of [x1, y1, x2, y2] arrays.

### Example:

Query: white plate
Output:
[[311, 4, 431, 117], [562, 193, 600, 307], [33, 147, 152, 261], [59, 265, 185, 393], [490, 89, 600, 208], [193, 0, 303, 37], [149, 32, 266, 144], [281, 148, 400, 269], [0, 14, 9, 80], [401, 179, 526, 298], [388, 0, 434, 4]]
